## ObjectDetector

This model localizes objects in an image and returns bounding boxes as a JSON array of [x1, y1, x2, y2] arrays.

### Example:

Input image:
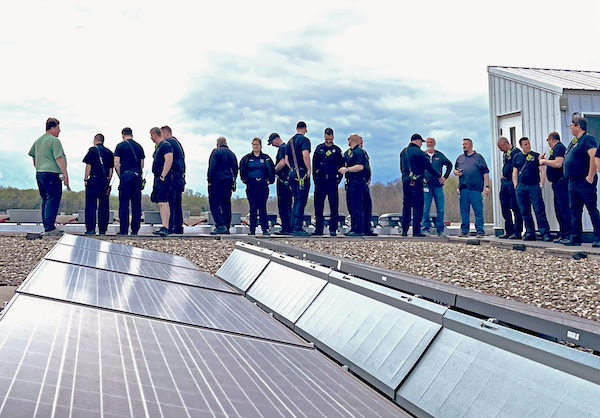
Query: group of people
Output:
[[30, 115, 600, 243], [29, 119, 186, 237], [498, 115, 600, 247], [208, 121, 376, 236]]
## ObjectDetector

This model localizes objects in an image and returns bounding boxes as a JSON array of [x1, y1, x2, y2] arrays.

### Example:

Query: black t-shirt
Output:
[[565, 133, 598, 179], [363, 149, 372, 182], [166, 137, 186, 177], [286, 134, 311, 171], [502, 146, 522, 180], [83, 145, 114, 179], [152, 141, 173, 177], [275, 143, 289, 180], [114, 139, 145, 173], [547, 142, 566, 183], [513, 151, 541, 186], [344, 146, 366, 180]]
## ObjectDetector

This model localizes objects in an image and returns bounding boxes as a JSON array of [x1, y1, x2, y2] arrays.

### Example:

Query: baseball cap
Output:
[[411, 133, 423, 142], [297, 121, 307, 129], [268, 132, 280, 145]]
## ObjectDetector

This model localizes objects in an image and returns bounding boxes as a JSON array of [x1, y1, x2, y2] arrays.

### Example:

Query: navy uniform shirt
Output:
[[565, 133, 598, 179], [165, 137, 186, 177], [513, 151, 541, 186], [114, 139, 145, 173], [275, 143, 289, 181], [286, 134, 311, 172], [208, 145, 238, 183], [399, 143, 438, 182], [152, 140, 173, 177], [240, 152, 275, 184], [455, 152, 489, 191], [502, 146, 522, 181], [82, 144, 114, 179], [344, 145, 366, 180], [313, 143, 343, 179], [546, 142, 566, 183]]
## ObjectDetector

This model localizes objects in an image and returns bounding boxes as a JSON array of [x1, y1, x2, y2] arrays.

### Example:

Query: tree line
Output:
[[0, 178, 493, 223]]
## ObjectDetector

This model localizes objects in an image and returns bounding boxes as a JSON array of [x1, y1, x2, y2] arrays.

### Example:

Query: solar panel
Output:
[[246, 257, 329, 325], [396, 310, 600, 417], [58, 234, 198, 270], [295, 273, 446, 397], [44, 243, 224, 289], [20, 259, 307, 346], [0, 295, 406, 417], [216, 244, 272, 292]]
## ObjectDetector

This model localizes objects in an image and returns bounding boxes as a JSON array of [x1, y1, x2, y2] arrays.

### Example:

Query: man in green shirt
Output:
[[28, 118, 70, 235]]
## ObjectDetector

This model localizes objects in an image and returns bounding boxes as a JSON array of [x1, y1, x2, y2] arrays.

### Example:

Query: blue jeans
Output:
[[459, 189, 484, 235], [36, 172, 62, 232], [422, 186, 445, 234]]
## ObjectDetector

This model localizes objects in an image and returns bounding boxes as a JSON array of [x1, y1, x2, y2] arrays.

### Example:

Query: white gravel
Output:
[[1, 235, 599, 322]]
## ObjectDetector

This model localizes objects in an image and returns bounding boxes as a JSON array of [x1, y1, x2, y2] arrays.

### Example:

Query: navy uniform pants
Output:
[[569, 177, 600, 241], [313, 177, 339, 233], [169, 175, 185, 234], [246, 180, 269, 232], [346, 178, 369, 234], [551, 178, 570, 239], [85, 177, 110, 233], [516, 183, 550, 237], [276, 179, 292, 233], [208, 179, 234, 229], [500, 180, 522, 236], [118, 171, 142, 235], [402, 179, 424, 235]]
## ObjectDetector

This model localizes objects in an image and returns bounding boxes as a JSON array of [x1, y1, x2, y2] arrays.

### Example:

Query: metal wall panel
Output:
[[20, 260, 307, 346], [247, 258, 329, 324], [0, 295, 406, 417], [44, 244, 220, 289], [58, 234, 198, 269], [216, 244, 272, 292], [396, 310, 600, 418], [295, 273, 445, 398]]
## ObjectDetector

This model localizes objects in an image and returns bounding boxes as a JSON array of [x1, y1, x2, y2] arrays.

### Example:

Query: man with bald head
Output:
[[497, 136, 523, 239], [339, 134, 368, 236]]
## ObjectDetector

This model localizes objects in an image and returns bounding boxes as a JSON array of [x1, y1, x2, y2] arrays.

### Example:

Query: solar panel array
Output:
[[0, 235, 405, 417], [217, 241, 600, 417]]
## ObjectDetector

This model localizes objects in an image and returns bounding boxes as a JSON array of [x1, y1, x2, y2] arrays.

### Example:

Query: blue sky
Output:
[[2, 0, 599, 195]]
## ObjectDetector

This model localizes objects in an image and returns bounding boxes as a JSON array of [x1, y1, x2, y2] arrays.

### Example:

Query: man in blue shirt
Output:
[[339, 134, 369, 236], [563, 116, 600, 246], [454, 138, 490, 238], [497, 136, 523, 239], [539, 132, 570, 243], [511, 137, 552, 242], [150, 127, 173, 237]]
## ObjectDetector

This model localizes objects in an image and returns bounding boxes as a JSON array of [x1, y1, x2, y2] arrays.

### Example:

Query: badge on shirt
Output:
[[326, 150, 333, 157], [260, 159, 265, 163], [526, 154, 534, 161], [549, 148, 553, 157], [571, 137, 578, 145]]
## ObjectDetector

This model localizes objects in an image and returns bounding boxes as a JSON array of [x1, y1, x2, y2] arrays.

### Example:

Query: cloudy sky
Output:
[[2, 0, 600, 196]]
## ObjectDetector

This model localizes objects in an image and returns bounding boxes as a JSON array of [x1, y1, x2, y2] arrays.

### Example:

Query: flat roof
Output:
[[489, 66, 600, 92]]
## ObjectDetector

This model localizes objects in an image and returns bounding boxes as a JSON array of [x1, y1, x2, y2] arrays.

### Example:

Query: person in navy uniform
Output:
[[82, 133, 114, 235], [563, 116, 600, 247], [511, 137, 552, 242], [539, 132, 570, 243], [422, 137, 452, 237], [240, 137, 275, 235], [359, 136, 377, 236], [114, 127, 145, 236], [285, 121, 312, 236], [400, 134, 441, 237], [268, 133, 292, 235], [339, 134, 369, 237], [150, 127, 173, 237], [312, 127, 344, 236], [497, 136, 523, 239], [161, 126, 186, 234], [207, 136, 238, 235]]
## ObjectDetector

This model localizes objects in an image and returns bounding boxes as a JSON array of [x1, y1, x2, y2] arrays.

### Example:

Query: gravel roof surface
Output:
[[1, 235, 599, 322]]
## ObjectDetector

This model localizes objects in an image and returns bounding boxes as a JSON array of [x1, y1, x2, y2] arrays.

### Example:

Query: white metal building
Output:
[[488, 66, 600, 235]]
